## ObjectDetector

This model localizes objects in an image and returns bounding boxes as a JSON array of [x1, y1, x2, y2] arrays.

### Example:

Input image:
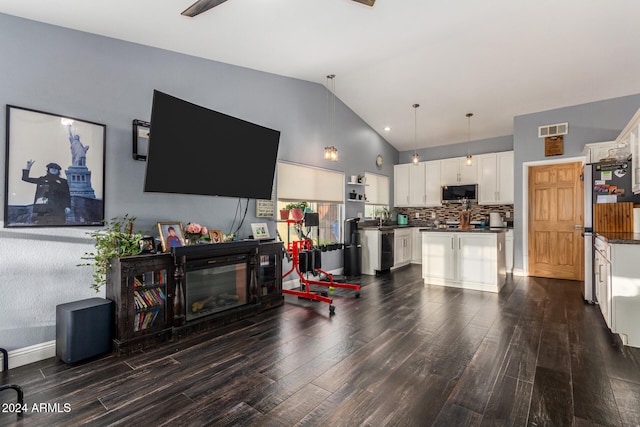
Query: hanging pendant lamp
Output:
[[466, 113, 473, 166], [323, 74, 338, 161], [412, 104, 420, 165]]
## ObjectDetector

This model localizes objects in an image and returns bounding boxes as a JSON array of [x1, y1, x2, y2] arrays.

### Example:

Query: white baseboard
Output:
[[512, 268, 526, 276], [0, 340, 56, 372]]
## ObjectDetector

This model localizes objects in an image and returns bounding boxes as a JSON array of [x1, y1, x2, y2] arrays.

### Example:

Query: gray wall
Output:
[[0, 13, 397, 350], [398, 135, 513, 163], [513, 94, 640, 271]]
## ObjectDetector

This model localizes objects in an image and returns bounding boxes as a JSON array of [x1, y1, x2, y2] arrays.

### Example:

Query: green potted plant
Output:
[[349, 189, 357, 200], [79, 215, 144, 292], [285, 201, 308, 221]]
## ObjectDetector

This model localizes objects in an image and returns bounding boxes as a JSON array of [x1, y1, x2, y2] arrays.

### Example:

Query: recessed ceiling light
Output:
[[384, 126, 391, 132]]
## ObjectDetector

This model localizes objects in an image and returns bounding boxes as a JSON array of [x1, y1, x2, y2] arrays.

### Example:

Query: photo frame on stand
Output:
[[251, 222, 270, 240], [4, 105, 106, 227], [157, 222, 185, 252]]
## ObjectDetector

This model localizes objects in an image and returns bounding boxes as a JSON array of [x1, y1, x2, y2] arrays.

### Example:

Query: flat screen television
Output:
[[144, 90, 280, 200]]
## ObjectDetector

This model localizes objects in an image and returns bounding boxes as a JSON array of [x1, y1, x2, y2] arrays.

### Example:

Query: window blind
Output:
[[277, 162, 344, 203]]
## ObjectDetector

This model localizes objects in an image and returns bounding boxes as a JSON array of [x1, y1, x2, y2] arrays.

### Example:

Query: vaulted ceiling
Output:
[[2, 0, 640, 151]]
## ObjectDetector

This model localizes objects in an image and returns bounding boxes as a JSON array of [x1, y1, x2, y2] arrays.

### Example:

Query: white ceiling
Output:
[[2, 0, 640, 152]]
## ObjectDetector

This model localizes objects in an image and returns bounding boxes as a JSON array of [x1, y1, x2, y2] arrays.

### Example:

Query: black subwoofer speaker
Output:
[[56, 298, 113, 364]]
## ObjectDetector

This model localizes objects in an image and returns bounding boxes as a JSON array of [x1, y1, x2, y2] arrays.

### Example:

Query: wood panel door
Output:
[[528, 162, 584, 280]]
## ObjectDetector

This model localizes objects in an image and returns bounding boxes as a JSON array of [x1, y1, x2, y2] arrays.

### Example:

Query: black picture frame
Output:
[[4, 105, 106, 227], [139, 237, 157, 254]]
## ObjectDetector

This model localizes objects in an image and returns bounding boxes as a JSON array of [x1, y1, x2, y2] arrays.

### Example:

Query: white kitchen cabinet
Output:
[[421, 232, 456, 282], [409, 162, 426, 206], [615, 108, 640, 194], [594, 236, 640, 348], [393, 228, 412, 269], [594, 236, 612, 329], [424, 160, 442, 206], [359, 229, 381, 275], [582, 140, 618, 163], [440, 157, 478, 186], [422, 231, 506, 293], [394, 164, 410, 207], [411, 227, 422, 263], [505, 229, 514, 274], [611, 243, 640, 347], [394, 163, 426, 207], [364, 172, 389, 205], [477, 151, 514, 205]]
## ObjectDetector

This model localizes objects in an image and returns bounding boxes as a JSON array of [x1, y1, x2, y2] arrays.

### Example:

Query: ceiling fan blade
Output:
[[351, 0, 375, 6], [181, 0, 229, 17]]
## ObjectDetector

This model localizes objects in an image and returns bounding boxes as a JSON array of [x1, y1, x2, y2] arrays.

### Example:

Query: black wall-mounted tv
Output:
[[144, 90, 280, 200]]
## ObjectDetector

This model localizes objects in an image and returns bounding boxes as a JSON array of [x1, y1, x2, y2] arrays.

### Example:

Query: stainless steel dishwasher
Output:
[[379, 228, 394, 273]]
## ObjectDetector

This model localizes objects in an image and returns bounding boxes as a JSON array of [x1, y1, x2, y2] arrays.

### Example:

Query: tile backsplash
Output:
[[396, 204, 514, 224]]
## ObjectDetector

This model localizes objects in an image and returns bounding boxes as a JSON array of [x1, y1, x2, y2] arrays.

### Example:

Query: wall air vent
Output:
[[538, 122, 568, 138]]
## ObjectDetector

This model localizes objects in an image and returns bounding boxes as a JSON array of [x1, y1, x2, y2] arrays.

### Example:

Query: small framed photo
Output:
[[251, 222, 270, 239], [139, 236, 157, 254], [208, 229, 223, 244], [157, 222, 185, 252]]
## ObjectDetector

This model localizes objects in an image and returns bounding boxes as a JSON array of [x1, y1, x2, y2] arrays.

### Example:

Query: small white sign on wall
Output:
[[256, 199, 274, 218]]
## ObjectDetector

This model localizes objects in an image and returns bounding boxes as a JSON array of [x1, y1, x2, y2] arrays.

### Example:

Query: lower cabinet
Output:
[[421, 231, 506, 293], [505, 229, 513, 274], [393, 228, 412, 269], [607, 242, 640, 348], [411, 227, 422, 264]]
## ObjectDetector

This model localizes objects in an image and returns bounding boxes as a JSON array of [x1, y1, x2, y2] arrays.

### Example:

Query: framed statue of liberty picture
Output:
[[4, 105, 106, 227]]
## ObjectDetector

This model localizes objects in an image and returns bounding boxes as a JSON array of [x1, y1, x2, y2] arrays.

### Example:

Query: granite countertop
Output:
[[596, 232, 640, 245]]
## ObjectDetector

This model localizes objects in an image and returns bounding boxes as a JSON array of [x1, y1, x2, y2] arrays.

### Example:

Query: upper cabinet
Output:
[[616, 108, 640, 194], [394, 151, 514, 208], [440, 157, 477, 185], [477, 151, 514, 205], [394, 163, 411, 207], [365, 172, 390, 205], [424, 160, 442, 207], [394, 162, 440, 207]]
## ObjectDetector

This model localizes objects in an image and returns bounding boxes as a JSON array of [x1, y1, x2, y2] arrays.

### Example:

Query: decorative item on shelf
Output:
[[184, 222, 208, 245], [459, 197, 472, 229], [412, 103, 420, 165], [208, 229, 223, 243], [78, 214, 144, 292], [349, 190, 357, 200], [357, 174, 365, 184], [466, 113, 474, 166], [285, 201, 308, 221], [323, 74, 339, 161]]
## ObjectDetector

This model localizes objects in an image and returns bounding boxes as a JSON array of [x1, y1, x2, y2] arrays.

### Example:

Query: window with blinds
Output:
[[276, 162, 345, 246]]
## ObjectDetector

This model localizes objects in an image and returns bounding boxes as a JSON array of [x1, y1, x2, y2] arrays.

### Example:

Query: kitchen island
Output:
[[420, 228, 506, 293]]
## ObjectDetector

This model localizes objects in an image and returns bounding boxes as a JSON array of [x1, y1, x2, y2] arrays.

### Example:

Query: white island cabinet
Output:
[[421, 230, 506, 293]]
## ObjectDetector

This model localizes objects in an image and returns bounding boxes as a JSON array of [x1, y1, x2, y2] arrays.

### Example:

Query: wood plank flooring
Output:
[[2, 265, 640, 426]]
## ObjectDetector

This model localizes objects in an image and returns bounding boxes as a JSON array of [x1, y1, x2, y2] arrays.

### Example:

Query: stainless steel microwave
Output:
[[441, 184, 477, 203]]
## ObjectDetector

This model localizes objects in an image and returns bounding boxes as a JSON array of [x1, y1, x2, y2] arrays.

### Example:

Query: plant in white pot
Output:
[[79, 215, 144, 292]]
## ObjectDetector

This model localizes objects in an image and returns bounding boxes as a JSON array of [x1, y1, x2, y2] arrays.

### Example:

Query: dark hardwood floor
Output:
[[2, 265, 640, 426]]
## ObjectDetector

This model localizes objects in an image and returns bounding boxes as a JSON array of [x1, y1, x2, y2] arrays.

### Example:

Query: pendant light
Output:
[[323, 74, 339, 161], [412, 103, 420, 165], [466, 113, 473, 166]]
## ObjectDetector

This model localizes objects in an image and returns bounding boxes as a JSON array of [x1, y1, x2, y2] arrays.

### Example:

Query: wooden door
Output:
[[528, 162, 584, 280]]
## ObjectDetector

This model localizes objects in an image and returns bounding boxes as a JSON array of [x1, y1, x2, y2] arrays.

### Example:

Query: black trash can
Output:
[[343, 217, 361, 277]]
